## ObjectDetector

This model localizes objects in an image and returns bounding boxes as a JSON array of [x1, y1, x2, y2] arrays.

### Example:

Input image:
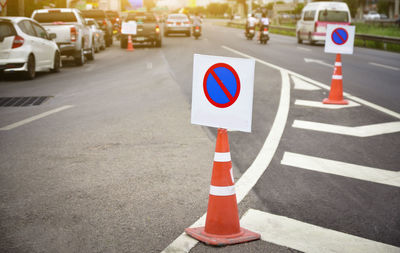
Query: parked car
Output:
[[164, 14, 191, 37], [31, 8, 94, 65], [296, 1, 351, 44], [0, 17, 60, 79], [120, 12, 161, 48], [379, 13, 388, 20], [85, 18, 105, 52], [364, 11, 381, 20], [81, 9, 113, 47]]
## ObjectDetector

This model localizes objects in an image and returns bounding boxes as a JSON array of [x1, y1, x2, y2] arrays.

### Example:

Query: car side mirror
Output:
[[49, 33, 57, 40]]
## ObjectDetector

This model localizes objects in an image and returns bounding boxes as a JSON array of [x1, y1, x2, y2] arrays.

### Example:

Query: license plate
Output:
[[135, 37, 145, 41], [176, 22, 181, 25], [249, 30, 254, 33], [263, 31, 268, 35]]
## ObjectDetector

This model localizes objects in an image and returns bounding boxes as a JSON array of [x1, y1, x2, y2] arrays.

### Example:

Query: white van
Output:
[[296, 1, 351, 44]]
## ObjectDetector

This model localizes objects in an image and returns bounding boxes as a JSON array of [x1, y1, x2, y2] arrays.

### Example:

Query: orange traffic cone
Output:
[[185, 128, 260, 246], [127, 35, 134, 52], [323, 54, 348, 105]]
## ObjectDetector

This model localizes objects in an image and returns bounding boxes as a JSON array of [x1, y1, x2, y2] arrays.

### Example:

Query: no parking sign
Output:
[[191, 54, 255, 132], [325, 25, 355, 55]]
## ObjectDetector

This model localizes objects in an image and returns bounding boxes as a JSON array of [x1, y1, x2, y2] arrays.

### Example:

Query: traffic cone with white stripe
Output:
[[185, 128, 260, 246], [323, 54, 348, 105], [127, 35, 134, 52]]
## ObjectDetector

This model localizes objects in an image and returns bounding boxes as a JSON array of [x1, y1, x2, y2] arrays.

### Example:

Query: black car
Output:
[[120, 12, 162, 48], [81, 10, 113, 47]]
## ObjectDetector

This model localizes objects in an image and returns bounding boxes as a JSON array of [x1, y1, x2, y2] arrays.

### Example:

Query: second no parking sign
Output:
[[191, 54, 255, 132], [325, 25, 355, 55]]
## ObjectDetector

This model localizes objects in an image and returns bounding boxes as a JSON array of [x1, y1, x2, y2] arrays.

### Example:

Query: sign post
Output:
[[323, 25, 355, 105], [186, 54, 260, 246]]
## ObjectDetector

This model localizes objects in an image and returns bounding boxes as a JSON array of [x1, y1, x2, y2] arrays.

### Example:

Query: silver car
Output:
[[85, 18, 105, 52], [164, 14, 191, 37]]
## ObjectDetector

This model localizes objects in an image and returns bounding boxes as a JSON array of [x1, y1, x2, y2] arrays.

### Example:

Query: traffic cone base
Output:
[[323, 98, 348, 105], [185, 128, 260, 247], [185, 227, 260, 246], [323, 54, 348, 105], [127, 35, 134, 52]]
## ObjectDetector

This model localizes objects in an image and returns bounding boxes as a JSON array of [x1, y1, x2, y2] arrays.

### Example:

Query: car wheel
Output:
[[87, 44, 95, 61], [297, 32, 302, 44], [24, 54, 36, 80], [51, 51, 61, 73], [120, 38, 127, 49], [155, 39, 162, 48], [74, 48, 85, 66], [308, 33, 315, 45]]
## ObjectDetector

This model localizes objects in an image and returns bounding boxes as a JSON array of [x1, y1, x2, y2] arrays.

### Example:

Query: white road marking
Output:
[[369, 62, 400, 71], [162, 66, 291, 253], [147, 62, 153, 69], [0, 105, 74, 131], [296, 47, 311, 52], [281, 152, 400, 187], [222, 45, 400, 120], [292, 76, 320, 90], [295, 99, 360, 109], [241, 209, 400, 253], [304, 58, 332, 67], [293, 120, 400, 137]]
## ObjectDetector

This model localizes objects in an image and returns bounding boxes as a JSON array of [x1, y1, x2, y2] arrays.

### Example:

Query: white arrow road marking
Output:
[[281, 152, 400, 187], [292, 76, 320, 90], [292, 120, 400, 137], [0, 105, 75, 131], [304, 58, 332, 67], [369, 62, 399, 71], [296, 47, 311, 52], [162, 69, 291, 253], [295, 99, 360, 109], [241, 209, 400, 253]]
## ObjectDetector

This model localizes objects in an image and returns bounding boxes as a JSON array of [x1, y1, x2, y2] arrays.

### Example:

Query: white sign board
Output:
[[324, 24, 355, 55], [121, 21, 137, 35], [191, 54, 255, 132]]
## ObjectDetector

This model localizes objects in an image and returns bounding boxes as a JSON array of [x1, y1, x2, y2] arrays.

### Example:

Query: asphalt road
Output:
[[0, 20, 399, 253]]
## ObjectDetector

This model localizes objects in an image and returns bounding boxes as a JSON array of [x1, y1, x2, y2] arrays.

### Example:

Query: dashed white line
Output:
[[295, 99, 360, 109], [0, 105, 75, 131], [241, 209, 400, 253], [297, 47, 311, 52], [281, 152, 400, 187], [369, 62, 400, 71], [292, 120, 400, 137]]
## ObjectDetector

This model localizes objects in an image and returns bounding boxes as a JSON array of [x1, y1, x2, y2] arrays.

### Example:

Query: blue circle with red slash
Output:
[[203, 63, 241, 108], [331, 28, 349, 45]]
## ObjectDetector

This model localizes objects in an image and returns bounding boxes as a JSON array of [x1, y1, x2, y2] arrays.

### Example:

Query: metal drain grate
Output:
[[0, 96, 51, 107]]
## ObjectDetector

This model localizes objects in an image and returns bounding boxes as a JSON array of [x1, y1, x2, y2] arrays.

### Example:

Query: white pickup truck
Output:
[[31, 8, 94, 66]]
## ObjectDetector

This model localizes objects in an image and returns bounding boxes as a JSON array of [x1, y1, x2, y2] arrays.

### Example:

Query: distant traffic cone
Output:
[[323, 54, 348, 105], [185, 128, 260, 246], [127, 35, 134, 52]]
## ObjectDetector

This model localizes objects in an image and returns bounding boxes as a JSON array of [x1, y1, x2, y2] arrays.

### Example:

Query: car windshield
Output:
[[168, 15, 188, 21], [318, 10, 348, 22], [33, 12, 77, 23], [126, 13, 155, 23], [82, 10, 105, 19]]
